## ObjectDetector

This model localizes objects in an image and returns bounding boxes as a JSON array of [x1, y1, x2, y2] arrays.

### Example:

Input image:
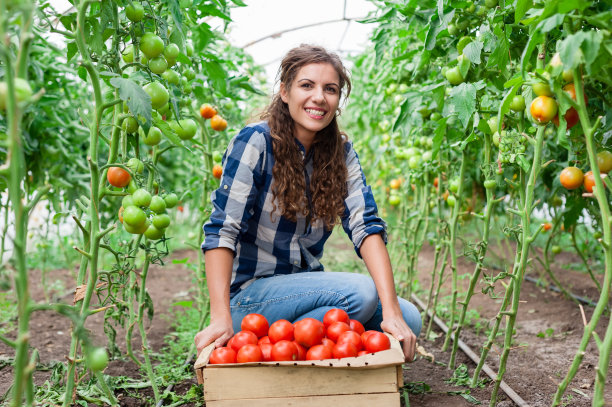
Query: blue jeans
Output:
[[229, 272, 422, 337]]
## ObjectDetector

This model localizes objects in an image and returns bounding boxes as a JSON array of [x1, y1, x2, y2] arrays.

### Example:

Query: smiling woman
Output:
[[194, 44, 422, 363]]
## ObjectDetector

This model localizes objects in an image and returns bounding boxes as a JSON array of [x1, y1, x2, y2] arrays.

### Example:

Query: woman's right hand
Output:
[[194, 316, 234, 355]]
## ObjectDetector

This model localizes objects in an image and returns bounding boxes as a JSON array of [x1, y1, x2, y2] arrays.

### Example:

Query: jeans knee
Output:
[[401, 300, 422, 337], [348, 273, 378, 322]]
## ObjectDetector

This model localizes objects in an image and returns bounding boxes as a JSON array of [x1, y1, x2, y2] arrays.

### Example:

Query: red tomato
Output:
[[236, 344, 263, 363], [259, 343, 273, 361], [294, 318, 325, 348], [321, 338, 335, 351], [209, 347, 236, 364], [268, 319, 294, 343], [332, 341, 358, 359], [271, 340, 298, 361], [107, 167, 131, 188], [357, 350, 369, 357], [364, 332, 391, 353], [258, 336, 271, 345], [337, 330, 363, 352], [326, 321, 351, 343], [349, 319, 365, 335], [323, 308, 350, 329], [241, 313, 269, 338], [361, 330, 377, 344], [229, 331, 258, 353], [306, 344, 333, 360], [293, 341, 307, 360]]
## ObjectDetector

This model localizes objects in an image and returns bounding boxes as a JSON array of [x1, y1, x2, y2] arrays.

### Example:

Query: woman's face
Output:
[[280, 62, 341, 144]]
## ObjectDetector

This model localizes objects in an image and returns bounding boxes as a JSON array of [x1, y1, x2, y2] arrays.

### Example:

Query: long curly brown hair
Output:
[[261, 44, 352, 230]]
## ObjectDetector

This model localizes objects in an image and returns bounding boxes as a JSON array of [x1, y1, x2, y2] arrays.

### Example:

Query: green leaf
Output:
[[463, 41, 483, 65], [172, 300, 194, 308], [432, 118, 448, 160], [424, 9, 454, 51], [449, 83, 477, 129], [486, 25, 509, 72], [394, 93, 422, 132], [515, 0, 533, 23], [520, 29, 543, 78], [558, 30, 603, 75], [536, 14, 564, 33], [67, 42, 78, 61], [109, 78, 152, 127], [99, 0, 114, 32], [202, 60, 228, 94], [164, 0, 184, 37]]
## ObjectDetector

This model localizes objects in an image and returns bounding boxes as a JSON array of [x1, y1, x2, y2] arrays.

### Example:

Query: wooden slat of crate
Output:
[[206, 392, 400, 407], [203, 364, 401, 401]]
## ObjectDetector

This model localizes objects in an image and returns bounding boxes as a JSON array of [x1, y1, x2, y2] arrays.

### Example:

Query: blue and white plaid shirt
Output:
[[202, 121, 387, 298]]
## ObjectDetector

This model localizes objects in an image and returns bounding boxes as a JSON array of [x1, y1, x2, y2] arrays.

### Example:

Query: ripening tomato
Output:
[[433, 177, 439, 188], [236, 344, 263, 363], [306, 344, 333, 360], [559, 167, 584, 190], [271, 340, 298, 361], [337, 330, 363, 352], [107, 167, 131, 188], [583, 171, 596, 193], [259, 343, 273, 361], [241, 313, 269, 338], [332, 341, 358, 359], [200, 103, 217, 119], [542, 223, 552, 232], [389, 179, 401, 190], [552, 83, 583, 129], [293, 341, 307, 360], [210, 114, 227, 131], [229, 331, 258, 353], [294, 318, 325, 348], [364, 332, 391, 353], [349, 319, 365, 335], [209, 347, 237, 364], [268, 319, 294, 343], [323, 308, 350, 329], [326, 321, 351, 343], [212, 164, 223, 180], [597, 151, 612, 174], [530, 96, 558, 124]]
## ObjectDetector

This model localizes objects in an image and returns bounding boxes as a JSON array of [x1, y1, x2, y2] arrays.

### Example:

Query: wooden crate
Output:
[[194, 334, 405, 406]]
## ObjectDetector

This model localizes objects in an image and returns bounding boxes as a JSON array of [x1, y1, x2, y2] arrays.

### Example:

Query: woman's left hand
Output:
[[380, 315, 417, 362]]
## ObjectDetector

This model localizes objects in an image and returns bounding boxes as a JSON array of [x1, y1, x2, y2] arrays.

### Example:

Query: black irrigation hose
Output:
[[411, 293, 530, 407], [523, 275, 600, 308]]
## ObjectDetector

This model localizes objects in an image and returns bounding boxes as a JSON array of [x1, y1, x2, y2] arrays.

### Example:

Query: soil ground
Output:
[[1, 239, 611, 406]]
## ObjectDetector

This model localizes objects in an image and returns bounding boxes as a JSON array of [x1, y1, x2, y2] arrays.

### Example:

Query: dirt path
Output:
[[1, 241, 611, 406]]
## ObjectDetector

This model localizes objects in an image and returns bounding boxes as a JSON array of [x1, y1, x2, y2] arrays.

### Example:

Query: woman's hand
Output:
[[380, 315, 417, 362], [194, 317, 234, 355]]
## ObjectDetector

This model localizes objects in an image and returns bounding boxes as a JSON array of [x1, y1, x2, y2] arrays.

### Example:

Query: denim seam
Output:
[[230, 290, 350, 311]]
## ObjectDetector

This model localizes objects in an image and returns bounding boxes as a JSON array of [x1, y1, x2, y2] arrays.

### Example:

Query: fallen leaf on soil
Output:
[[416, 344, 434, 362]]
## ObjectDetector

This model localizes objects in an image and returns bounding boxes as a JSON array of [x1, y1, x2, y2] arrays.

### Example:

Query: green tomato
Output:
[[140, 32, 164, 59], [148, 56, 168, 75], [144, 224, 165, 240], [164, 43, 180, 60], [445, 67, 464, 86], [122, 45, 135, 64], [127, 179, 138, 194], [430, 112, 442, 121], [0, 78, 32, 110], [124, 219, 149, 234], [449, 179, 460, 193], [122, 195, 135, 208], [163, 193, 179, 208], [170, 119, 198, 140], [447, 24, 458, 36], [123, 205, 146, 227], [408, 155, 422, 170], [487, 116, 499, 134], [139, 126, 162, 146], [593, 231, 602, 239], [484, 179, 496, 189], [509, 95, 526, 112], [398, 84, 409, 93], [551, 245, 562, 255], [550, 195, 563, 207], [184, 68, 196, 81], [389, 195, 401, 206], [125, 2, 144, 22], [149, 196, 167, 214], [596, 150, 612, 173], [123, 117, 139, 134], [446, 195, 457, 207], [421, 150, 433, 162], [127, 158, 144, 174], [87, 347, 109, 372], [143, 81, 169, 110], [185, 42, 194, 57], [484, 0, 498, 8], [133, 188, 152, 207], [532, 82, 552, 97], [212, 151, 223, 163], [456, 19, 469, 31], [152, 213, 171, 229]]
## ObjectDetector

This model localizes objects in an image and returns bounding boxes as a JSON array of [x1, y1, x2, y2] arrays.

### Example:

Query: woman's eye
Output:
[[326, 86, 338, 93], [301, 83, 312, 88]]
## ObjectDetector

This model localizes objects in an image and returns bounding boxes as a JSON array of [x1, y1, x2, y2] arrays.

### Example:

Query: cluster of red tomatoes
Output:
[[209, 309, 391, 364]]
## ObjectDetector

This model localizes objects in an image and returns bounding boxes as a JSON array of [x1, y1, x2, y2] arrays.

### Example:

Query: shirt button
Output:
[[223, 185, 228, 190], [294, 260, 299, 265]]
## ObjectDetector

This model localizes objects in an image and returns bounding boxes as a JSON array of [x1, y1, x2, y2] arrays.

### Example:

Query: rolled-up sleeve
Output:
[[341, 141, 387, 257], [202, 126, 267, 253]]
